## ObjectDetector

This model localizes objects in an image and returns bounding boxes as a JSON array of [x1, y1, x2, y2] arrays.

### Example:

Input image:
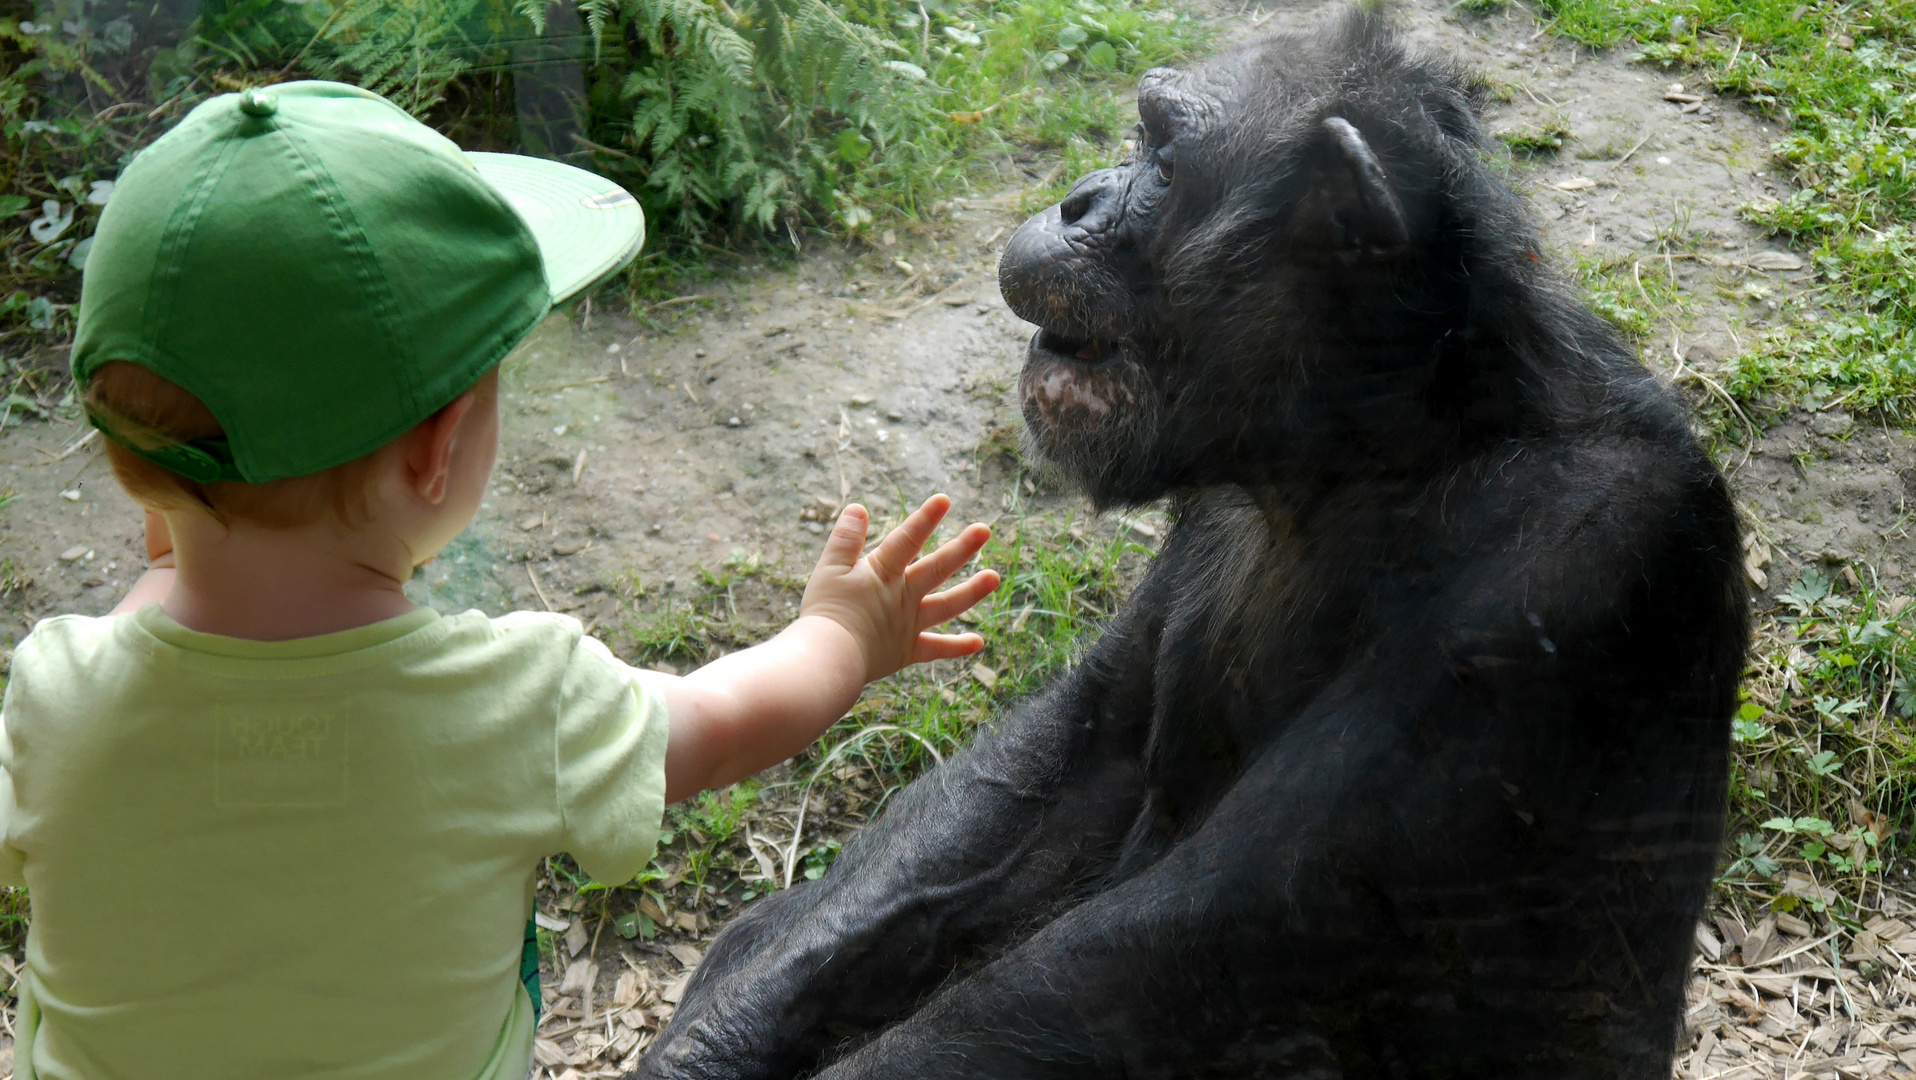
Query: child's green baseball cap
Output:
[[71, 80, 645, 484]]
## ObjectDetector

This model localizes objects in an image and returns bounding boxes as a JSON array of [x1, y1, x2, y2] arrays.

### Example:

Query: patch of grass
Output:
[[1497, 117, 1572, 156], [1536, 0, 1916, 415], [1573, 251, 1683, 340], [1453, 0, 1511, 16], [1722, 564, 1916, 914]]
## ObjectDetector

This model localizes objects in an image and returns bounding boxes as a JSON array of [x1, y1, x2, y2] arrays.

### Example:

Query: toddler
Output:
[[0, 81, 999, 1079]]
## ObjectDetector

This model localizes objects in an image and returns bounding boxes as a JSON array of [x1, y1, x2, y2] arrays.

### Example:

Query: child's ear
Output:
[[405, 391, 478, 505]]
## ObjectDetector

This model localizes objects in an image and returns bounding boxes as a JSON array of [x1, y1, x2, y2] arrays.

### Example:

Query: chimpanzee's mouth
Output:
[[1034, 329, 1118, 363]]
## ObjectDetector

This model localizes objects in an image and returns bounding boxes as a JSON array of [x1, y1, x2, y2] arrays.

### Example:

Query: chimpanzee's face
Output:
[[997, 65, 1234, 504], [998, 42, 1435, 506]]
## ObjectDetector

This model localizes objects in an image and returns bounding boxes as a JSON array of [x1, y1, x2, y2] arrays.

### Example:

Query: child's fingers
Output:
[[916, 569, 1001, 629], [911, 630, 986, 664], [866, 494, 952, 580], [816, 504, 871, 570], [903, 523, 991, 596]]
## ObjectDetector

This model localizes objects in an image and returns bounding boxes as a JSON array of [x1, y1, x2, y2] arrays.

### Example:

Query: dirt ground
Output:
[[2, 0, 1910, 1076]]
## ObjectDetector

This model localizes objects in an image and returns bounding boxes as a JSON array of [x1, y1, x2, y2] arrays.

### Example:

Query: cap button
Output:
[[238, 88, 278, 117]]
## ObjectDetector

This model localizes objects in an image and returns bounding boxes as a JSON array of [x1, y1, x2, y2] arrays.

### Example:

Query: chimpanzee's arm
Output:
[[808, 514, 1737, 1080], [636, 584, 1166, 1080]]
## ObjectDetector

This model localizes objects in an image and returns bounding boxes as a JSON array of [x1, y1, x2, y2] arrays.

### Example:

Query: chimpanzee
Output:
[[635, 9, 1748, 1078]]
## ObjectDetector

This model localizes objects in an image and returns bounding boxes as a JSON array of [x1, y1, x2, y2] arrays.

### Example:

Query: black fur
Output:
[[634, 11, 1748, 1078]]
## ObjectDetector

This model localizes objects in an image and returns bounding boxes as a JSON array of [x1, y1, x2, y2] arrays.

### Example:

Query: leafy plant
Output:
[[1723, 566, 1916, 910]]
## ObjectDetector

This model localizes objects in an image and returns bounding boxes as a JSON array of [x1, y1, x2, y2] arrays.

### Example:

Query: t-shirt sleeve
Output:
[[0, 691, 25, 887], [554, 633, 670, 885]]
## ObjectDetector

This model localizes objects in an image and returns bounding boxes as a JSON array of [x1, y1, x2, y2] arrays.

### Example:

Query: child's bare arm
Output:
[[655, 495, 999, 803], [111, 511, 177, 615]]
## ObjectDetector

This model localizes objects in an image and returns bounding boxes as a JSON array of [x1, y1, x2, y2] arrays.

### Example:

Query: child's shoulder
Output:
[[13, 611, 123, 663]]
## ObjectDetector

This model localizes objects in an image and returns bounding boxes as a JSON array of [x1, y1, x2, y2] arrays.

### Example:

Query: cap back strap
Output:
[[90, 416, 247, 484]]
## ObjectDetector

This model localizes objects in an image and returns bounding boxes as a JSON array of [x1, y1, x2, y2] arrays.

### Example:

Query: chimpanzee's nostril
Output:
[[1060, 186, 1096, 226], [1057, 169, 1119, 228]]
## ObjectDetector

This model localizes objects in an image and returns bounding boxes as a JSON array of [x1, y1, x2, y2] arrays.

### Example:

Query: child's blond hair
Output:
[[83, 361, 393, 528]]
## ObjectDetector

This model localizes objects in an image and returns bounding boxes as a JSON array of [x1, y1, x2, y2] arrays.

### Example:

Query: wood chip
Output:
[[1697, 922, 1723, 961], [613, 972, 641, 1007], [667, 943, 703, 969], [971, 663, 997, 689], [660, 975, 689, 1004], [564, 920, 589, 958], [1554, 176, 1598, 190], [534, 910, 569, 932], [1665, 91, 1704, 103], [560, 959, 598, 995], [57, 544, 87, 561], [1749, 251, 1807, 272], [1777, 912, 1815, 938]]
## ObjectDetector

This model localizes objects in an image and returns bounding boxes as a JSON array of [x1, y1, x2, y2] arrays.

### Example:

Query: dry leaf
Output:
[[1748, 251, 1806, 272], [1853, 929, 1883, 959]]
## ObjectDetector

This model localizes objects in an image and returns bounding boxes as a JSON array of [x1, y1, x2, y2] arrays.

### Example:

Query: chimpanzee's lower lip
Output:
[[1034, 329, 1116, 363]]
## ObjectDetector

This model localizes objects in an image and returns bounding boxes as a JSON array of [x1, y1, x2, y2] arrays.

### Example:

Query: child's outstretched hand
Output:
[[801, 494, 1000, 683]]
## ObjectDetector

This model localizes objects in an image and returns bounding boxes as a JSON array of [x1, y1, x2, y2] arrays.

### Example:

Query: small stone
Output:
[[850, 394, 874, 407], [881, 228, 897, 247], [553, 425, 568, 436], [520, 516, 543, 531], [728, 416, 742, 426], [59, 490, 80, 501], [58, 545, 88, 562], [606, 342, 622, 354], [694, 348, 707, 358], [553, 540, 585, 556], [82, 577, 104, 588], [885, 409, 904, 421], [807, 522, 825, 534]]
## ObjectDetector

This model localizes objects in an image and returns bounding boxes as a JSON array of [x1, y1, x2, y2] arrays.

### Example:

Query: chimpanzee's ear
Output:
[[1288, 116, 1409, 256]]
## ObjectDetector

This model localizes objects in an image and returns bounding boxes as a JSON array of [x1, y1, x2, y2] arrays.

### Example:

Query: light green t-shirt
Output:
[[0, 604, 670, 1080]]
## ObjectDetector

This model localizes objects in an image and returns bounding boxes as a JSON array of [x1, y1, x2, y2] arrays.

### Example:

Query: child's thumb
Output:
[[819, 504, 869, 568]]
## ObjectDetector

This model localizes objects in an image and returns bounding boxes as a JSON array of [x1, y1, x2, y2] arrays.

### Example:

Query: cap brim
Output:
[[469, 152, 645, 305]]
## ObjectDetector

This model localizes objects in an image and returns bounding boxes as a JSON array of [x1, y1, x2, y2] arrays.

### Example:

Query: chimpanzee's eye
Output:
[[1156, 146, 1175, 183]]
